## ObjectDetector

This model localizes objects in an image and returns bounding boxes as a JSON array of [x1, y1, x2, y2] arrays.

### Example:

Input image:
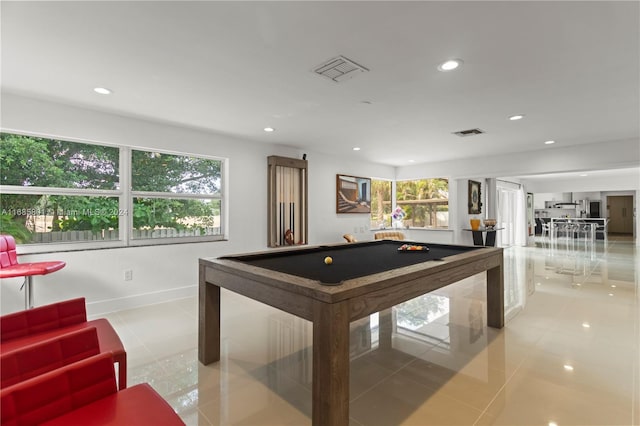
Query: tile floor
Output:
[[98, 236, 639, 425]]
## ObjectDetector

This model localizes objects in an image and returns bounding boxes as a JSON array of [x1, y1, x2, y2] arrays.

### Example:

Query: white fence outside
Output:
[[30, 227, 221, 243]]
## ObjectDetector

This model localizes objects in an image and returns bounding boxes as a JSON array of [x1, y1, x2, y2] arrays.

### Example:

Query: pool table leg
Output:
[[199, 263, 221, 364], [486, 262, 504, 328], [312, 299, 350, 426], [378, 308, 394, 350]]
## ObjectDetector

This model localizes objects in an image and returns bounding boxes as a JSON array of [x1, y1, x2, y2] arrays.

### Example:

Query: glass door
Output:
[[496, 183, 527, 247]]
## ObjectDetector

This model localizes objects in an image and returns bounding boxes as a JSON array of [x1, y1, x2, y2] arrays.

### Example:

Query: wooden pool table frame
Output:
[[199, 241, 504, 426]]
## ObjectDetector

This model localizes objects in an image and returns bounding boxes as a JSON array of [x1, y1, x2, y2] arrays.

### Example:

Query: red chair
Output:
[[0, 235, 66, 309], [1, 327, 101, 388], [1, 298, 127, 390], [1, 352, 185, 426]]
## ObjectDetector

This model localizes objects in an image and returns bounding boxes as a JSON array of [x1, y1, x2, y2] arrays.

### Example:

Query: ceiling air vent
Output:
[[313, 55, 369, 83], [453, 128, 485, 137]]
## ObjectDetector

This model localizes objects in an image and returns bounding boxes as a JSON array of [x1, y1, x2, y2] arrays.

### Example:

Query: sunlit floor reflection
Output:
[[100, 236, 638, 425]]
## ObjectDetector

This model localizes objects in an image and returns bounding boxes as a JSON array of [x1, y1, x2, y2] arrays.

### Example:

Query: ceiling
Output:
[[2, 1, 639, 174]]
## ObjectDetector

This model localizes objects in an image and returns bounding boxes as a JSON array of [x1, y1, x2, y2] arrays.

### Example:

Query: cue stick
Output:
[[290, 167, 293, 244], [279, 166, 283, 246], [285, 166, 288, 243], [301, 169, 305, 243], [284, 165, 287, 245], [276, 166, 278, 246], [280, 167, 284, 246], [284, 166, 288, 245], [293, 167, 297, 242], [282, 166, 286, 246], [300, 169, 309, 244], [289, 167, 293, 243], [291, 167, 294, 243]]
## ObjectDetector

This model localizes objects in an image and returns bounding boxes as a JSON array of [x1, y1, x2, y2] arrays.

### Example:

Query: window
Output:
[[130, 150, 222, 242], [0, 132, 225, 247], [370, 179, 392, 229], [395, 179, 449, 228]]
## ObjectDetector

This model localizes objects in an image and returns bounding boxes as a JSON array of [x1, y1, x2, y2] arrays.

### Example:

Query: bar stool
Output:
[[0, 235, 66, 309], [577, 222, 596, 241]]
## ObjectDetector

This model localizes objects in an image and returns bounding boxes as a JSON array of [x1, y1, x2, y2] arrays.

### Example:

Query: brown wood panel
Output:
[[204, 265, 315, 321], [312, 299, 350, 426], [608, 195, 634, 233], [378, 309, 394, 350], [268, 155, 308, 247], [487, 264, 505, 328], [204, 257, 332, 302], [198, 262, 220, 364], [348, 253, 502, 321]]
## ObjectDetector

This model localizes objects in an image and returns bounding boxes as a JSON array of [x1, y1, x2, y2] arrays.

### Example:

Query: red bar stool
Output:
[[0, 235, 66, 309]]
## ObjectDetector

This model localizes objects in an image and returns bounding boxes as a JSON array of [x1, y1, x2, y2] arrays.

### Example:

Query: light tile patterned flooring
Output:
[[99, 237, 639, 425]]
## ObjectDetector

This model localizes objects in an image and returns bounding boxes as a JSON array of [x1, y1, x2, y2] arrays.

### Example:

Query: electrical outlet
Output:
[[124, 269, 133, 281]]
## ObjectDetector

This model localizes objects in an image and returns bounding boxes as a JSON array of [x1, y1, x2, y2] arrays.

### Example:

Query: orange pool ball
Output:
[[324, 256, 333, 265]]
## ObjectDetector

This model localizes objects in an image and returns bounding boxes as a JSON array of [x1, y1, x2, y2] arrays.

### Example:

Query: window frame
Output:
[[127, 146, 225, 246], [369, 178, 393, 230], [394, 178, 450, 230], [0, 131, 227, 253]]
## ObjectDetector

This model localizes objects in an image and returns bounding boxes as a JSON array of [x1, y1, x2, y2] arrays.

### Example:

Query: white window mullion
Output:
[[120, 146, 132, 245]]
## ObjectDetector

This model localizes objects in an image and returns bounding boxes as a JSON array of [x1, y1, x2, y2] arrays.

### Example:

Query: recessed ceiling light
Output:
[[582, 322, 591, 328], [263, 127, 275, 132], [408, 159, 415, 163], [563, 364, 574, 371], [353, 147, 361, 151], [580, 174, 588, 177], [549, 422, 559, 426], [438, 59, 463, 72], [544, 140, 555, 145], [509, 114, 525, 121], [611, 285, 616, 288], [93, 87, 112, 95]]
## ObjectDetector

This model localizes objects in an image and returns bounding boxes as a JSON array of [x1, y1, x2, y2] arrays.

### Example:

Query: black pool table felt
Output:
[[228, 240, 481, 285]]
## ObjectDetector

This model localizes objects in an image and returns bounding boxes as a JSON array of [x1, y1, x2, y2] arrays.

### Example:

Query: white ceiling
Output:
[[2, 1, 639, 174]]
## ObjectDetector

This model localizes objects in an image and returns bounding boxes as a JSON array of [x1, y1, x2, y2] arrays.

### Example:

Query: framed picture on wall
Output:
[[336, 174, 371, 214], [468, 180, 482, 214]]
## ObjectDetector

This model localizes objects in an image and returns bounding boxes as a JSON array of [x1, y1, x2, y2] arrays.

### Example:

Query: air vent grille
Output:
[[313, 55, 369, 83], [453, 128, 485, 137]]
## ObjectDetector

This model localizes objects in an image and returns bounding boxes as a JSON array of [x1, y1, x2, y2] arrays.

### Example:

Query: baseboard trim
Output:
[[86, 285, 197, 317]]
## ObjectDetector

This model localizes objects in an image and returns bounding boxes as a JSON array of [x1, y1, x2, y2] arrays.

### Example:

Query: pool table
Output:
[[199, 240, 504, 426]]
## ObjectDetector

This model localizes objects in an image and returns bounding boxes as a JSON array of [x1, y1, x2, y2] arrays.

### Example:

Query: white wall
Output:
[[573, 191, 602, 201], [1, 94, 394, 315], [304, 150, 394, 244]]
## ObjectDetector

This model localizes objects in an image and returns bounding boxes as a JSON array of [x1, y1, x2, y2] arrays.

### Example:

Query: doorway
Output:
[[496, 183, 526, 247], [607, 195, 634, 235]]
